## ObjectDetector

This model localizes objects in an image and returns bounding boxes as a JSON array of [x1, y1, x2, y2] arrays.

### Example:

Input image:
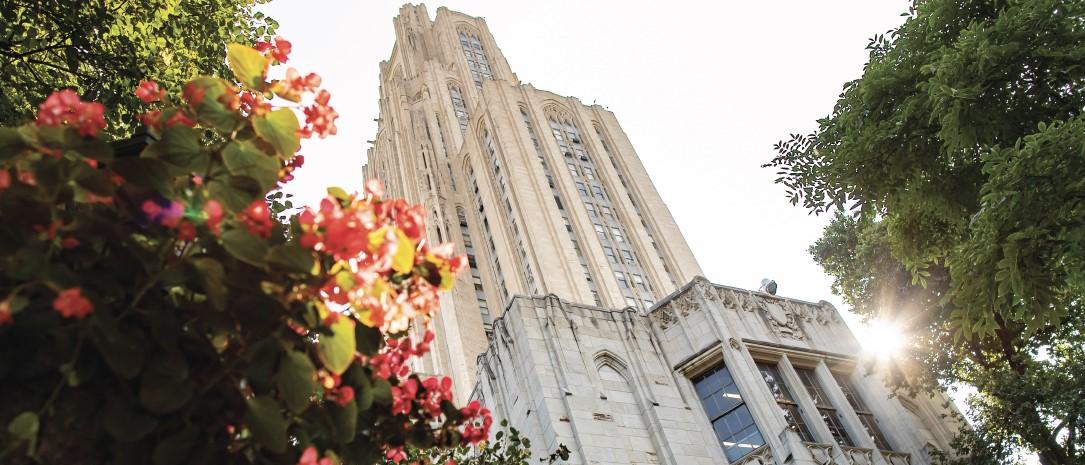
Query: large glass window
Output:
[[833, 373, 891, 450], [457, 31, 493, 88], [449, 86, 469, 132], [795, 367, 854, 447], [756, 362, 815, 442], [692, 364, 766, 461]]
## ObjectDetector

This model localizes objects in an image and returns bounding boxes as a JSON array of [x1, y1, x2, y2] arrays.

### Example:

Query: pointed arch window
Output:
[[457, 30, 493, 89], [449, 85, 469, 132]]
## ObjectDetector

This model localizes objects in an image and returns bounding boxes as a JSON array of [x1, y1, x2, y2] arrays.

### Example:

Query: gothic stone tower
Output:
[[362, 4, 701, 401], [363, 5, 962, 465]]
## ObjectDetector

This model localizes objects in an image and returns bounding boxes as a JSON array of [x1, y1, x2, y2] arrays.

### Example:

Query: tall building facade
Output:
[[363, 5, 962, 465]]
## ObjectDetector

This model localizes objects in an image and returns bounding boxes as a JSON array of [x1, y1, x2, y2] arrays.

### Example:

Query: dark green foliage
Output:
[[767, 1, 1085, 463], [0, 0, 278, 135]]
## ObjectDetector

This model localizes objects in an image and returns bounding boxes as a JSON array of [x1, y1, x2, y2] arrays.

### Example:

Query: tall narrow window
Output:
[[457, 30, 493, 89], [614, 272, 629, 289], [795, 368, 854, 446], [611, 227, 625, 243], [833, 373, 892, 450], [459, 208, 491, 332], [449, 85, 469, 132], [756, 362, 814, 441], [692, 364, 767, 461]]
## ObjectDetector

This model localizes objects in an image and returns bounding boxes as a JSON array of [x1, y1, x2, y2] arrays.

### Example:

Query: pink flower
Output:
[[301, 89, 338, 139], [36, 90, 107, 137], [134, 80, 166, 104], [297, 446, 334, 465], [53, 288, 93, 319], [255, 36, 292, 63], [203, 200, 224, 235]]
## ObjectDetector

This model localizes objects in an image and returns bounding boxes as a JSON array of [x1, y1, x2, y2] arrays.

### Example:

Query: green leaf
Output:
[[222, 140, 280, 191], [355, 324, 383, 357], [103, 398, 158, 441], [7, 411, 38, 444], [0, 127, 28, 160], [252, 108, 301, 158], [316, 307, 356, 375], [207, 175, 262, 213], [267, 244, 316, 274], [330, 399, 358, 443], [244, 396, 288, 453], [392, 229, 415, 275], [227, 44, 270, 90], [222, 228, 269, 267], [139, 354, 194, 414], [186, 77, 242, 132], [356, 374, 374, 411], [276, 350, 317, 414], [152, 427, 199, 465], [327, 186, 350, 202], [371, 378, 392, 407], [156, 124, 203, 170], [72, 163, 115, 197], [91, 324, 147, 379], [110, 157, 174, 195], [192, 258, 227, 310]]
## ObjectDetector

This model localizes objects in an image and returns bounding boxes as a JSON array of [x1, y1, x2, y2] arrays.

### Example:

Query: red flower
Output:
[[183, 82, 206, 106], [135, 80, 166, 104], [327, 385, 354, 406], [391, 378, 418, 415], [277, 68, 322, 101], [255, 36, 292, 63], [177, 220, 197, 242], [139, 110, 162, 132], [61, 237, 80, 249], [301, 89, 338, 139], [0, 298, 12, 325], [36, 90, 107, 137], [297, 446, 333, 465], [16, 170, 36, 186], [459, 400, 493, 444], [204, 200, 224, 235], [239, 199, 274, 239], [0, 170, 10, 193], [165, 111, 196, 127], [53, 288, 93, 319], [384, 447, 407, 464]]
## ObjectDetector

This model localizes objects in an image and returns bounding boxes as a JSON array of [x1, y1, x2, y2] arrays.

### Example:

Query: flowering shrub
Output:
[[0, 40, 490, 465]]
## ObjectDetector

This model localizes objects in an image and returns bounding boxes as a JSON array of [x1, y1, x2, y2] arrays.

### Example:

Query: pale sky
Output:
[[259, 0, 912, 349]]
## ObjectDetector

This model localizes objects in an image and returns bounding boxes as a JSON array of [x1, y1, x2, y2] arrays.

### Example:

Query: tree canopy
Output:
[[766, 0, 1085, 463], [0, 0, 278, 134]]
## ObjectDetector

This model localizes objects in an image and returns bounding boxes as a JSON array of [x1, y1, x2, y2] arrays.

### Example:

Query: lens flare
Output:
[[858, 318, 906, 360]]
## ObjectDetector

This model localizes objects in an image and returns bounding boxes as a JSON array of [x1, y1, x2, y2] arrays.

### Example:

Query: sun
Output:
[[858, 318, 906, 360]]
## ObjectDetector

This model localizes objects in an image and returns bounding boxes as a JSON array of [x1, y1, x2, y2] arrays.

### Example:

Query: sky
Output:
[[258, 0, 913, 350]]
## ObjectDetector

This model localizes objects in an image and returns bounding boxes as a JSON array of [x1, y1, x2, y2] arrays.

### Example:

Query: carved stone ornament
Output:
[[671, 292, 699, 317], [728, 337, 741, 350], [759, 298, 806, 340], [651, 305, 678, 331]]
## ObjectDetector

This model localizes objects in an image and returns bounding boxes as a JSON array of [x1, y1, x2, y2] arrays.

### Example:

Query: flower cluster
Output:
[[238, 199, 275, 239], [255, 36, 292, 63], [297, 446, 334, 465], [135, 80, 166, 104], [298, 184, 465, 332], [300, 89, 338, 139], [35, 90, 106, 137], [459, 400, 493, 444], [280, 154, 305, 184], [52, 288, 93, 319]]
